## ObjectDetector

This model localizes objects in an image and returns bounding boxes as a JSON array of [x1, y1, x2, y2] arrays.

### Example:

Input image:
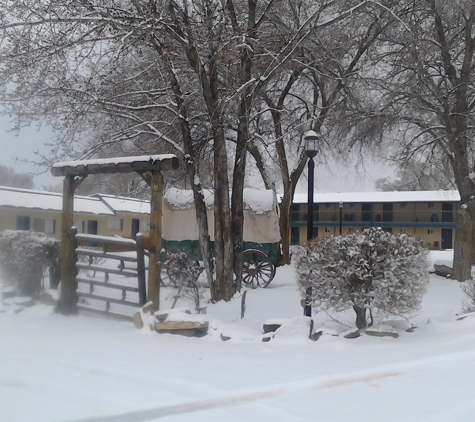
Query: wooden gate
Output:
[[73, 229, 147, 320]]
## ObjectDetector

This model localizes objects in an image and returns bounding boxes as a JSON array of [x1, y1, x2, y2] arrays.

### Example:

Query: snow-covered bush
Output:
[[296, 227, 430, 329], [0, 230, 60, 297]]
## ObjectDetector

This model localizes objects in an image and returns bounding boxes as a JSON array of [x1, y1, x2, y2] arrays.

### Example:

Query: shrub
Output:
[[0, 230, 60, 297], [296, 227, 430, 329], [461, 280, 475, 314]]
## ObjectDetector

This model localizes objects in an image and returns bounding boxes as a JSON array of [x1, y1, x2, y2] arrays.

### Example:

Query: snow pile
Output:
[[2, 250, 475, 421]]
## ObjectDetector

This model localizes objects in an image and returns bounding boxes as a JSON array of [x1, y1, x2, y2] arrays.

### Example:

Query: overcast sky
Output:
[[0, 115, 395, 192]]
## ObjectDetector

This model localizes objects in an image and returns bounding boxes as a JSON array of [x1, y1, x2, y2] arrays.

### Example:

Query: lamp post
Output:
[[305, 130, 319, 242], [339, 202, 343, 235], [303, 130, 319, 318]]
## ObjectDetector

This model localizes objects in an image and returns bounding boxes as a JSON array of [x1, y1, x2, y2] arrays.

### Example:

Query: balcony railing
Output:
[[291, 210, 455, 225]]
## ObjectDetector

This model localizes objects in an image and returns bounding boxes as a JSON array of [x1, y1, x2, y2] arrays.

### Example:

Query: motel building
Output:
[[290, 190, 461, 250], [0, 186, 151, 240]]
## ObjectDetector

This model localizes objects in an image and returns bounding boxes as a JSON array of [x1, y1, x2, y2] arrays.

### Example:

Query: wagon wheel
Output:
[[242, 249, 276, 288], [161, 254, 202, 287]]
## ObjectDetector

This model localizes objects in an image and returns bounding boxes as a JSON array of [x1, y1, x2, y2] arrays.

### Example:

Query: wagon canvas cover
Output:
[[162, 188, 281, 243]]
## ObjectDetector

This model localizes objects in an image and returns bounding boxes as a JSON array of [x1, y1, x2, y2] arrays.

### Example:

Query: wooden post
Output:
[[57, 176, 78, 315], [148, 171, 163, 310], [135, 232, 147, 306]]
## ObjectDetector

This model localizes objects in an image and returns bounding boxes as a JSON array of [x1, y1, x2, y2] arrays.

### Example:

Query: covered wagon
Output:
[[161, 187, 281, 287]]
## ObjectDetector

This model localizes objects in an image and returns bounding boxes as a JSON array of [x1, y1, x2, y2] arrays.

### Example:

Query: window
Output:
[[33, 218, 56, 235], [141, 220, 151, 232], [427, 228, 434, 235], [73, 220, 85, 233], [324, 227, 331, 233], [349, 203, 356, 208], [428, 202, 434, 208], [401, 228, 406, 234], [17, 216, 30, 230], [400, 203, 407, 208], [348, 227, 354, 233], [325, 204, 332, 208], [107, 218, 123, 232], [33, 218, 45, 232]]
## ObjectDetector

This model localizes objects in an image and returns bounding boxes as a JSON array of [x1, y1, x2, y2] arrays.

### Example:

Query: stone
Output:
[[343, 329, 361, 339], [262, 332, 273, 342], [220, 333, 232, 341], [154, 308, 192, 322], [133, 312, 144, 329], [4, 296, 35, 308], [272, 317, 313, 340], [155, 320, 209, 338], [40, 290, 58, 306], [365, 330, 399, 338], [1, 286, 16, 300], [263, 318, 290, 334], [434, 263, 452, 278]]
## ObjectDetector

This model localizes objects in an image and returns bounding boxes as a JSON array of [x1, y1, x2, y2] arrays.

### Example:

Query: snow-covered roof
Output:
[[163, 187, 277, 213], [164, 188, 214, 210], [93, 194, 150, 215], [51, 154, 178, 176], [292, 190, 461, 204], [0, 186, 150, 216], [0, 186, 115, 215]]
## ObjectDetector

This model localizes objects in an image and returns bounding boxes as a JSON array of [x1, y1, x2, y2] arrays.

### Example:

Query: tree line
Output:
[[1, 1, 475, 300]]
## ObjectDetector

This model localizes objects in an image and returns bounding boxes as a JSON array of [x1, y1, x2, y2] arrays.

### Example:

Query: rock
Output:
[[262, 332, 273, 342], [154, 308, 192, 322], [310, 330, 322, 342], [343, 329, 361, 339], [366, 330, 399, 338], [263, 318, 290, 334], [40, 290, 58, 306], [434, 263, 452, 278], [155, 320, 209, 337], [219, 324, 260, 341], [133, 312, 144, 329], [271, 316, 313, 341], [1, 286, 16, 300], [142, 301, 156, 315], [2, 296, 35, 307], [310, 327, 339, 342]]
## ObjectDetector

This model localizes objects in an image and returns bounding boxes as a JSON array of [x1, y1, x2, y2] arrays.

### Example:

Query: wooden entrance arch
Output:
[[51, 155, 179, 315]]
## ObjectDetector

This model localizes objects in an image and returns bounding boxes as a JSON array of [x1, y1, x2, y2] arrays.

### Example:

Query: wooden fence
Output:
[[73, 229, 147, 320]]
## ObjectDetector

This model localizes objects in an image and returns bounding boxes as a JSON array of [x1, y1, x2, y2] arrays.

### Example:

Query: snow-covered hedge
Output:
[[296, 227, 430, 328], [0, 230, 60, 297]]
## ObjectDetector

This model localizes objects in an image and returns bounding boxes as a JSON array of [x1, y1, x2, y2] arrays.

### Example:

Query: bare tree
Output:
[[0, 165, 33, 189], [342, 1, 475, 280], [0, 0, 384, 300], [376, 157, 455, 191]]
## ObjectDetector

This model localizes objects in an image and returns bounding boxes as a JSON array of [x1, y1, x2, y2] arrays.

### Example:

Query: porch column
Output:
[[148, 171, 163, 310], [56, 175, 77, 315]]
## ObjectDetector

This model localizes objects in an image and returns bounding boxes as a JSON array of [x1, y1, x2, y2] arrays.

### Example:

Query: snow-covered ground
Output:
[[1, 250, 475, 422]]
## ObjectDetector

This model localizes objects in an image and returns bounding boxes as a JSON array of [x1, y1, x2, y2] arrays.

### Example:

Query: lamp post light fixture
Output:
[[339, 202, 343, 235], [303, 130, 319, 318], [304, 130, 319, 243]]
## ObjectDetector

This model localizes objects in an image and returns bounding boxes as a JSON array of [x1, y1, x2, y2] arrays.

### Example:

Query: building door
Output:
[[131, 218, 140, 239], [441, 229, 453, 249]]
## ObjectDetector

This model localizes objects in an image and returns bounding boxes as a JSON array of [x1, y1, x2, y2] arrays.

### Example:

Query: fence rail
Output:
[[73, 230, 147, 320]]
